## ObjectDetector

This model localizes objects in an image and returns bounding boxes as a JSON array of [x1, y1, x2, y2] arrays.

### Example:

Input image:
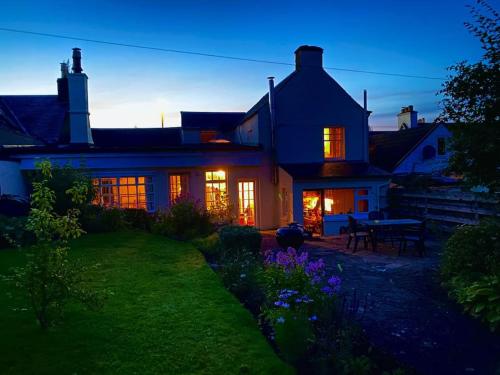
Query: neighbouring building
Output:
[[0, 46, 391, 235], [369, 106, 453, 175]]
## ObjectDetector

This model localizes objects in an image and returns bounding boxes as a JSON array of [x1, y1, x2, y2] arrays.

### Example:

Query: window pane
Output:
[[324, 189, 354, 215], [358, 200, 369, 213], [93, 176, 154, 212], [323, 127, 345, 160]]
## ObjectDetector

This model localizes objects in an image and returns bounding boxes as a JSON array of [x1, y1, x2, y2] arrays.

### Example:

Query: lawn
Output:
[[0, 232, 292, 375]]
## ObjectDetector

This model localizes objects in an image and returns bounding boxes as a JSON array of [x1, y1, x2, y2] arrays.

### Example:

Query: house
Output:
[[0, 46, 390, 235], [369, 106, 453, 175]]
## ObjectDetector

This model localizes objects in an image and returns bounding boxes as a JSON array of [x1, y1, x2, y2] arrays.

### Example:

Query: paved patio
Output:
[[261, 232, 500, 375]]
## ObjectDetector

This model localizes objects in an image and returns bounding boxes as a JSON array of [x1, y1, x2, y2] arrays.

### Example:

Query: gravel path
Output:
[[308, 241, 500, 375]]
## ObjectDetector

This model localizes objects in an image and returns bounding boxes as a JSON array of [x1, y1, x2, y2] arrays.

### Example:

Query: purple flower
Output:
[[327, 275, 341, 292], [308, 315, 318, 321]]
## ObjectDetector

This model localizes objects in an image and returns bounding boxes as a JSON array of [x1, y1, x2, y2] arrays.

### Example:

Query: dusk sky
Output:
[[0, 0, 484, 130]]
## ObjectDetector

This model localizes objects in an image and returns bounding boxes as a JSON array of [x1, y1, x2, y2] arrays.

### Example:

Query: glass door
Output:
[[303, 190, 323, 235], [238, 180, 256, 226]]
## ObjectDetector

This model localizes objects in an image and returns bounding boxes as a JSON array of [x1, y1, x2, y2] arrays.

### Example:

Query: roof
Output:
[[0, 95, 67, 144], [92, 128, 182, 147], [280, 162, 390, 180], [180, 112, 246, 132], [369, 123, 439, 172], [0, 127, 42, 146]]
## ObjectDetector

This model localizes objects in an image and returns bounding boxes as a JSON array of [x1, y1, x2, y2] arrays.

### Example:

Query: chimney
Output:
[[397, 105, 418, 130], [67, 48, 93, 144], [57, 62, 69, 102], [295, 45, 323, 70]]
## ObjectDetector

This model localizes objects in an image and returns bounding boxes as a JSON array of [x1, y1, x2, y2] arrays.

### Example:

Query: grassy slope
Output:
[[0, 232, 292, 375]]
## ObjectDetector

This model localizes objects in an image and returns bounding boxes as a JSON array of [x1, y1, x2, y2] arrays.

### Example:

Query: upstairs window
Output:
[[324, 127, 345, 160], [437, 137, 446, 155], [92, 176, 154, 211], [201, 130, 217, 143], [169, 174, 189, 204], [205, 170, 227, 211]]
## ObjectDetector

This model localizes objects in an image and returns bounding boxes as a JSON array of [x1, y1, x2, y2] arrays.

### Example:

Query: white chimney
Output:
[[67, 48, 93, 144], [397, 105, 418, 130], [295, 45, 323, 70]]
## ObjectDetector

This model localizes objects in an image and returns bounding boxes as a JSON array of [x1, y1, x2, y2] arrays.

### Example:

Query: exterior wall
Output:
[[278, 167, 293, 226], [236, 114, 259, 145], [0, 160, 27, 197], [271, 69, 368, 164], [394, 125, 452, 174], [182, 129, 201, 144], [292, 178, 390, 235]]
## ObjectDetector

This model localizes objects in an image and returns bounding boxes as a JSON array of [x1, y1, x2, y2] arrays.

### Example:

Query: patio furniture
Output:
[[362, 218, 422, 252], [346, 216, 371, 252], [398, 220, 426, 256], [276, 223, 308, 249], [368, 210, 383, 220]]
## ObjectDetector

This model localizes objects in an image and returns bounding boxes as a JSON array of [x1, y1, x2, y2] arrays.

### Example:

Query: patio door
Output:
[[303, 190, 323, 235], [238, 180, 256, 226]]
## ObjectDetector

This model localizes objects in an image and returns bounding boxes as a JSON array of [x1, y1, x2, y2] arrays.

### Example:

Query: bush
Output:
[[152, 197, 213, 240], [0, 215, 34, 249], [219, 225, 262, 257], [442, 219, 500, 283], [192, 233, 221, 258], [0, 195, 30, 217], [81, 205, 127, 233], [123, 208, 153, 231]]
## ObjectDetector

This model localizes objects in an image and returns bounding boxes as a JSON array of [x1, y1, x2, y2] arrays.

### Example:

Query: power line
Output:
[[0, 27, 445, 81]]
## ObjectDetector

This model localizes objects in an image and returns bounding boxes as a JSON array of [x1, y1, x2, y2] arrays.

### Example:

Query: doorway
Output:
[[238, 180, 256, 226], [303, 190, 323, 235]]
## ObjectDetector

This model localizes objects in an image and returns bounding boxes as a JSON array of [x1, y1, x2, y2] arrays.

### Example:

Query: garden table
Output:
[[361, 219, 422, 251]]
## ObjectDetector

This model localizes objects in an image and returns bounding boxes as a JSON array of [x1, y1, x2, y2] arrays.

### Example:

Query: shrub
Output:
[[0, 195, 30, 217], [81, 205, 127, 233], [0, 215, 34, 249], [219, 225, 262, 257], [192, 233, 221, 258], [152, 197, 213, 240], [451, 275, 500, 331], [442, 219, 500, 283], [123, 208, 153, 231]]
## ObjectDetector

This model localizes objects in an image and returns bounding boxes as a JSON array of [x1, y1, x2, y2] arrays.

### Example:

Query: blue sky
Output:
[[0, 0, 484, 130]]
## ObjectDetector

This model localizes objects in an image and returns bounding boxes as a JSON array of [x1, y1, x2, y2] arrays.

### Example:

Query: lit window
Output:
[[169, 174, 189, 204], [92, 176, 154, 211], [324, 127, 345, 160], [238, 180, 256, 226], [324, 189, 354, 215], [437, 137, 446, 155], [201, 130, 217, 143], [205, 170, 227, 211]]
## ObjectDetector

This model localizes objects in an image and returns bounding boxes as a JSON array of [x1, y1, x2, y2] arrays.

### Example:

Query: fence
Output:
[[389, 189, 500, 228]]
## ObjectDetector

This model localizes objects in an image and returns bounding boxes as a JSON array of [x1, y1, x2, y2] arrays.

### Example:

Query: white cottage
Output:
[[0, 45, 390, 235]]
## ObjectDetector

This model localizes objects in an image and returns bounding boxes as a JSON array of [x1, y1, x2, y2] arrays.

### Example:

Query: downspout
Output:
[[268, 77, 279, 184], [363, 89, 369, 162]]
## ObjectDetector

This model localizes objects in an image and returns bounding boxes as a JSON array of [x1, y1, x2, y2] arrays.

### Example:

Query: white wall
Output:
[[236, 114, 259, 145], [0, 160, 27, 197], [394, 125, 452, 174]]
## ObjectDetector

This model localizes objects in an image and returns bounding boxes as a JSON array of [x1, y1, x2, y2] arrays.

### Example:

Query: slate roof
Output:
[[0, 95, 67, 144], [369, 123, 439, 172], [280, 162, 390, 180], [92, 128, 182, 147], [180, 111, 246, 132]]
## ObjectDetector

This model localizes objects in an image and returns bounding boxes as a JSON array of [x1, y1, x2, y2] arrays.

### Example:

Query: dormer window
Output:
[[200, 130, 217, 143], [324, 127, 345, 160]]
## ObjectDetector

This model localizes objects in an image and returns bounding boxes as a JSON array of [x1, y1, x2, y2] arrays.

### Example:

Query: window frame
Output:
[[169, 173, 189, 205], [323, 127, 346, 160], [237, 179, 257, 226], [205, 170, 228, 211]]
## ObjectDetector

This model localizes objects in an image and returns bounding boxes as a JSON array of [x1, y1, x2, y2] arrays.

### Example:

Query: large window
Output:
[[324, 127, 345, 160], [205, 170, 227, 211], [238, 180, 256, 226], [92, 176, 154, 211], [323, 188, 369, 215], [169, 174, 189, 204], [201, 130, 217, 143]]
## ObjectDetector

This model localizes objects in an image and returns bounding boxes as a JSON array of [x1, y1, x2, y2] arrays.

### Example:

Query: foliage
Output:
[[219, 225, 262, 257], [152, 196, 213, 240], [192, 232, 221, 258], [441, 219, 500, 283], [0, 215, 34, 249], [438, 0, 500, 190], [81, 205, 127, 233], [451, 274, 500, 331], [15, 160, 102, 329], [208, 197, 236, 227], [122, 208, 153, 231], [0, 232, 292, 374], [26, 162, 95, 214]]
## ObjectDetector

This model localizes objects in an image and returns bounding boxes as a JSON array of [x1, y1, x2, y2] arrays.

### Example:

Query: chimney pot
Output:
[[295, 45, 323, 70], [72, 48, 83, 73]]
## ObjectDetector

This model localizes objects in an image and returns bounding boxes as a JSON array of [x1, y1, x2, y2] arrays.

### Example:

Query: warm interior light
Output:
[[324, 198, 334, 212]]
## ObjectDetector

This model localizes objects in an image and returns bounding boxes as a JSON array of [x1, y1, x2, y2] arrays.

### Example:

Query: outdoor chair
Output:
[[398, 220, 426, 256], [346, 216, 370, 252]]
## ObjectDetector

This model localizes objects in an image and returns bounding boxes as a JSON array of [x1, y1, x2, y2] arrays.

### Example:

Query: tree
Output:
[[16, 160, 101, 329], [439, 0, 500, 191]]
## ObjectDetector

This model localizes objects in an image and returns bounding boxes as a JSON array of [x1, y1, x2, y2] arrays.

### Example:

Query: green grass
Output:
[[0, 232, 292, 375]]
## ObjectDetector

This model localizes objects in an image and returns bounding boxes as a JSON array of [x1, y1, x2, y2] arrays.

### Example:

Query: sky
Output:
[[0, 0, 487, 130]]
